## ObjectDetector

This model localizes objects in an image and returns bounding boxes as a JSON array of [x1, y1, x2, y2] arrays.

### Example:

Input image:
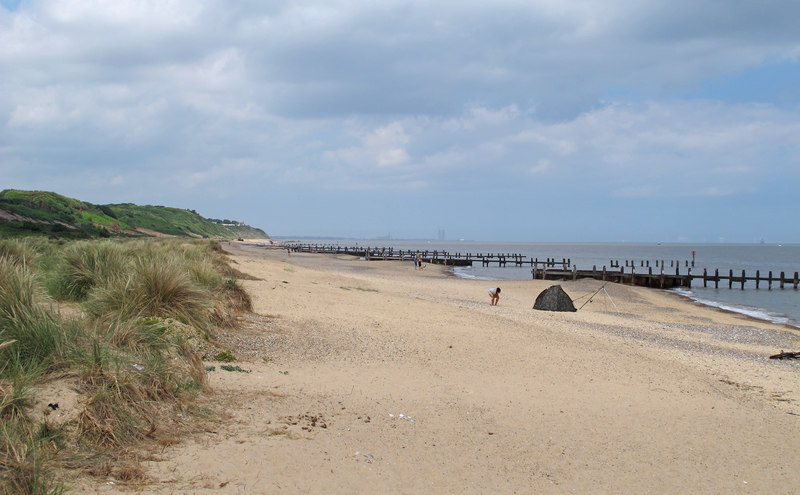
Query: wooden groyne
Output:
[[697, 268, 800, 290], [531, 266, 799, 290], [285, 243, 575, 268], [532, 265, 691, 289], [281, 243, 798, 290]]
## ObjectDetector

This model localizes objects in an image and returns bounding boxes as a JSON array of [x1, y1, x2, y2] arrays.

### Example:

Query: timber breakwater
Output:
[[284, 243, 800, 290]]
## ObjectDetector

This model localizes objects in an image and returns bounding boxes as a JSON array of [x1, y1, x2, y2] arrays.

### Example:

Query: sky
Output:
[[1, 0, 799, 243]]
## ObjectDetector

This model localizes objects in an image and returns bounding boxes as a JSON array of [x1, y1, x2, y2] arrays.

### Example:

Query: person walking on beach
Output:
[[488, 287, 501, 306]]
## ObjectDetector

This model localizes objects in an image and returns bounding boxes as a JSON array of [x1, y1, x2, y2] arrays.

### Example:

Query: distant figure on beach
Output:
[[418, 258, 422, 270], [287, 248, 291, 257], [413, 253, 418, 269], [488, 287, 501, 306]]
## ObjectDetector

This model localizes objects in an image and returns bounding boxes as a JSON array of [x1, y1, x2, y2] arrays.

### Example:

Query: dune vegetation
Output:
[[0, 189, 269, 240], [0, 237, 252, 494]]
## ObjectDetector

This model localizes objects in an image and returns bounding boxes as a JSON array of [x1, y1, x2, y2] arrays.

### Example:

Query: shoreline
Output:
[[661, 287, 800, 332], [669, 286, 800, 329], [243, 238, 800, 333], [249, 237, 800, 332], [448, 261, 800, 330], [274, 239, 800, 329]]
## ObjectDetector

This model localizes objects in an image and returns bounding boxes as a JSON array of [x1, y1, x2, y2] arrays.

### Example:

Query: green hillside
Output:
[[0, 189, 269, 239]]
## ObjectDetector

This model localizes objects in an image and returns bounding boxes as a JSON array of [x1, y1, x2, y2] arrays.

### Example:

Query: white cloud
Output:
[[364, 123, 410, 167], [528, 159, 550, 175], [8, 93, 63, 127], [324, 122, 410, 172], [273, 100, 800, 199]]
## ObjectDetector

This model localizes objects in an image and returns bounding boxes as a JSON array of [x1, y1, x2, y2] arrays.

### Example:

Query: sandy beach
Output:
[[84, 242, 799, 494]]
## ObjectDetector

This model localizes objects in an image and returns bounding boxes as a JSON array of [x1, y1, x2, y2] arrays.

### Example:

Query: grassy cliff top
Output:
[[0, 189, 269, 239]]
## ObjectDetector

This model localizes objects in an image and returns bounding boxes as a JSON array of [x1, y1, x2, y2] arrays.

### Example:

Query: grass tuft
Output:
[[0, 257, 75, 372], [0, 238, 42, 268], [50, 241, 127, 301], [86, 256, 212, 330], [0, 415, 65, 495]]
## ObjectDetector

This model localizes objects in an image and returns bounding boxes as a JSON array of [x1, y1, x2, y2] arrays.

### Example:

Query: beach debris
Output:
[[281, 413, 328, 430], [131, 363, 145, 371], [769, 350, 800, 360], [533, 285, 577, 312], [385, 413, 415, 423], [352, 452, 376, 463], [47, 403, 59, 410]]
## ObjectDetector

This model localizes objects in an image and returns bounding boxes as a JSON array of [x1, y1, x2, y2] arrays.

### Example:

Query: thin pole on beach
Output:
[[577, 283, 608, 311], [601, 286, 619, 313]]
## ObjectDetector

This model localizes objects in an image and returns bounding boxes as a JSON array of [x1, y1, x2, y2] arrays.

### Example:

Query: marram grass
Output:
[[0, 238, 248, 493], [0, 256, 74, 373], [0, 238, 39, 268], [85, 255, 213, 329], [50, 241, 127, 301]]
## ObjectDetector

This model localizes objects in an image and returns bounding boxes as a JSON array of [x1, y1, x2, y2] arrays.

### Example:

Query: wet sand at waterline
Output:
[[86, 241, 799, 494]]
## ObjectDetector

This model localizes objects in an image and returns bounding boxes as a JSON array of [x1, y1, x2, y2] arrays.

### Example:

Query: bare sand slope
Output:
[[85, 243, 800, 494]]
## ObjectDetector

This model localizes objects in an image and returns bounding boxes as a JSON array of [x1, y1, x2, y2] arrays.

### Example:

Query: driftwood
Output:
[[769, 350, 800, 360]]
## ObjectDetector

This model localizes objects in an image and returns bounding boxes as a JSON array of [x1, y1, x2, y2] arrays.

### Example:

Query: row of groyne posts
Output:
[[284, 243, 799, 290]]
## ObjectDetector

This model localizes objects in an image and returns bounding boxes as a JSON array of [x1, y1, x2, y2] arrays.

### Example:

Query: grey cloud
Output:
[[628, 0, 800, 44], [244, 1, 799, 119], [1, 0, 799, 241], [5, 1, 799, 123]]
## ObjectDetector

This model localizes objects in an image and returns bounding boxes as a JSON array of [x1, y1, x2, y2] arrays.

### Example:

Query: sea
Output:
[[289, 239, 800, 328]]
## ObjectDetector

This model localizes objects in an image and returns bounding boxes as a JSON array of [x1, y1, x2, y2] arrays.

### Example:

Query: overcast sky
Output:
[[2, 0, 799, 242]]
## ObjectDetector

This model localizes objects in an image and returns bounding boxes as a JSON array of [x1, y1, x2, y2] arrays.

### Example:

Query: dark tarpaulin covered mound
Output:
[[533, 285, 577, 312]]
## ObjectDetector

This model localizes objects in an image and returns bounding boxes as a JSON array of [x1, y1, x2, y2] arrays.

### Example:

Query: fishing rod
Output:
[[577, 282, 609, 311]]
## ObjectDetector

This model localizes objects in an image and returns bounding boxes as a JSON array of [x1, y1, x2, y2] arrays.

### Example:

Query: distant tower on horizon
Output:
[[437, 228, 445, 241]]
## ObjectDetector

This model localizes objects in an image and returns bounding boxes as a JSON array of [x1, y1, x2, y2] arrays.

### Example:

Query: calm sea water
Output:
[[293, 239, 800, 327]]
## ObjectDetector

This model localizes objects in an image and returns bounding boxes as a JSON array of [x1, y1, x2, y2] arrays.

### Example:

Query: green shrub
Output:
[[212, 350, 236, 362], [220, 364, 250, 373]]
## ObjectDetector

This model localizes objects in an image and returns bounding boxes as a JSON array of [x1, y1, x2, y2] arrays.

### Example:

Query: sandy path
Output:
[[83, 243, 799, 494]]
